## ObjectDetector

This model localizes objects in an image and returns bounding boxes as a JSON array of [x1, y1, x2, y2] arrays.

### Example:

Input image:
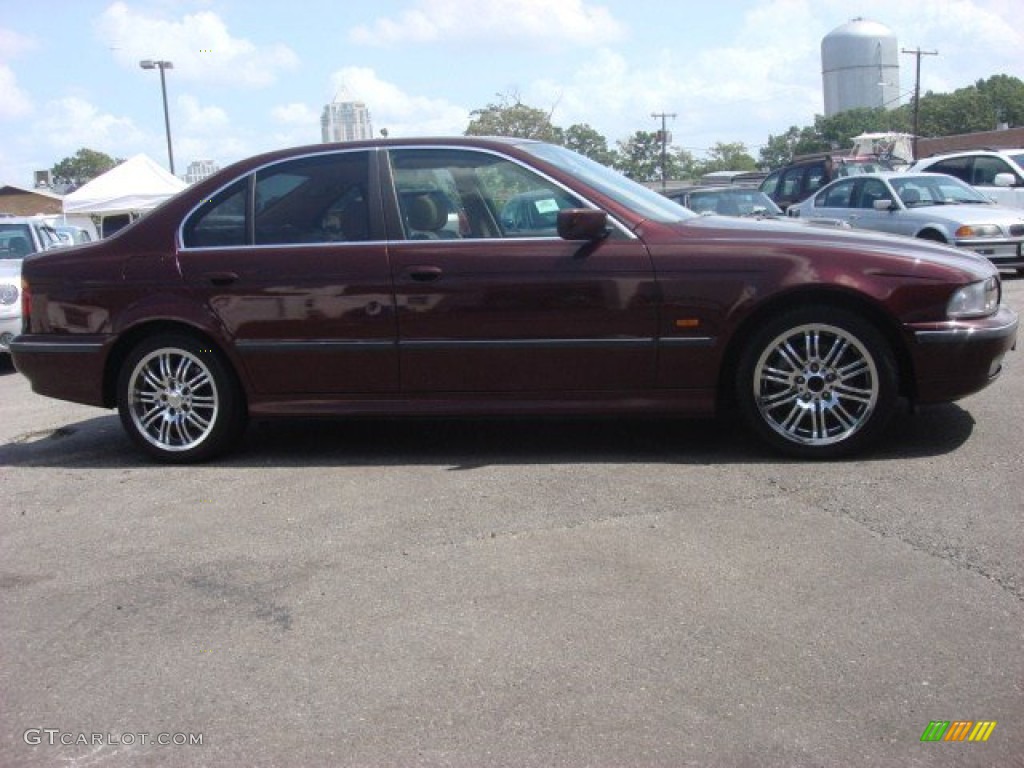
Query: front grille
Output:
[[1010, 224, 1024, 237]]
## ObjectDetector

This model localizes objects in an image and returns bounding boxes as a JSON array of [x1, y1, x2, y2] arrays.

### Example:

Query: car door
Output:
[[177, 149, 399, 396], [809, 178, 857, 223], [383, 146, 658, 393], [845, 178, 905, 236]]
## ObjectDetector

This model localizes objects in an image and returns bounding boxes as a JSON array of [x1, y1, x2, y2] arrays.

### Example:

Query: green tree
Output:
[[614, 131, 687, 183], [759, 125, 826, 169], [465, 94, 562, 142], [563, 123, 617, 166], [51, 148, 122, 188], [694, 142, 758, 176]]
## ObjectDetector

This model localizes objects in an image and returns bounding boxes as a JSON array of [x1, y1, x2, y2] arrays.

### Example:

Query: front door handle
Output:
[[203, 271, 239, 286], [406, 266, 443, 282]]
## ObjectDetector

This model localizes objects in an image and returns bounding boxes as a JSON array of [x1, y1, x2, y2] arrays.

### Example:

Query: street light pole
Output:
[[140, 59, 175, 175]]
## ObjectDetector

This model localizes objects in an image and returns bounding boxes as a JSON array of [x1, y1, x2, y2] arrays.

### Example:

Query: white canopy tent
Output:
[[62, 153, 187, 218]]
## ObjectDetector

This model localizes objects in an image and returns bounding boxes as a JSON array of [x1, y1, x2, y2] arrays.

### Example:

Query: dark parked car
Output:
[[11, 137, 1018, 462], [665, 186, 784, 217], [760, 153, 893, 211]]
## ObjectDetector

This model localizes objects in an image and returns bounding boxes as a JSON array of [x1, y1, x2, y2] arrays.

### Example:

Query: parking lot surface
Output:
[[2, 278, 1022, 767]]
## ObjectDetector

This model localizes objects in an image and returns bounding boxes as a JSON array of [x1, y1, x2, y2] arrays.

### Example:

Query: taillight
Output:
[[21, 278, 31, 331]]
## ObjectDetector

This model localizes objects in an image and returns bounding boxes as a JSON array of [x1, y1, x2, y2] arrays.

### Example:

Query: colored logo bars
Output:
[[921, 721, 997, 742]]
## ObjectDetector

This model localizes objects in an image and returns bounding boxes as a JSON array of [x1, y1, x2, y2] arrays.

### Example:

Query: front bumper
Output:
[[956, 239, 1024, 269], [907, 305, 1019, 403]]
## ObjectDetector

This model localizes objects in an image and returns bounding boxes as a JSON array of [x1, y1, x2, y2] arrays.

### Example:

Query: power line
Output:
[[651, 112, 677, 191]]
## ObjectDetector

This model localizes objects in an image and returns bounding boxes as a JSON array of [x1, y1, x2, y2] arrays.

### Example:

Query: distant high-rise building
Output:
[[321, 100, 373, 143], [184, 160, 220, 185]]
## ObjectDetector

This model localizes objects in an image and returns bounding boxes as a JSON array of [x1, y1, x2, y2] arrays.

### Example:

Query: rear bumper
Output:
[[907, 305, 1018, 403], [10, 335, 111, 407]]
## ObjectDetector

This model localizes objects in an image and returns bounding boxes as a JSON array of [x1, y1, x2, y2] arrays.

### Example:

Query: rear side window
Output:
[[818, 180, 855, 208], [182, 178, 248, 248], [254, 152, 370, 245], [182, 150, 371, 248]]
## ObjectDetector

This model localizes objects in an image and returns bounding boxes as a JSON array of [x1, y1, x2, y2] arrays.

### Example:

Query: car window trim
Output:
[[381, 143, 637, 241], [178, 146, 382, 251]]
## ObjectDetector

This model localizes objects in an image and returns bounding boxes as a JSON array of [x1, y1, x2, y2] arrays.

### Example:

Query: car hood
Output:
[[899, 203, 1024, 226], [655, 213, 998, 278], [0, 259, 23, 280]]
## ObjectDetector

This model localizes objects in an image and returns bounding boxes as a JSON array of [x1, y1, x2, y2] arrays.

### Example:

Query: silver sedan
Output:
[[788, 172, 1024, 272]]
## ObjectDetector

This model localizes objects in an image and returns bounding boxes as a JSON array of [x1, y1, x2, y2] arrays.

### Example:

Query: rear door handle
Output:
[[203, 271, 239, 286], [406, 266, 443, 282]]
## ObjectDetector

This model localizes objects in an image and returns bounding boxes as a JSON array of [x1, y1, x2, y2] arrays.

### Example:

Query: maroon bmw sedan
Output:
[[11, 137, 1019, 462]]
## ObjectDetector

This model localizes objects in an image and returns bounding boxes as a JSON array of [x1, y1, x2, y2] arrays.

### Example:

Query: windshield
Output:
[[890, 175, 993, 207], [0, 223, 35, 259], [520, 143, 697, 223]]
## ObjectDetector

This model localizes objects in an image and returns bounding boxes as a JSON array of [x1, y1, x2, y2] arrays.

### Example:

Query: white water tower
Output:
[[822, 18, 900, 117]]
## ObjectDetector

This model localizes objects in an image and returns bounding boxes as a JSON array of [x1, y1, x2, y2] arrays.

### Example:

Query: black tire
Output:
[[117, 334, 246, 463], [736, 306, 898, 459]]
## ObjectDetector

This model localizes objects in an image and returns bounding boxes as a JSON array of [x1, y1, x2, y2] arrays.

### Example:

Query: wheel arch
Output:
[[716, 287, 916, 410], [102, 320, 246, 410], [915, 227, 948, 242]]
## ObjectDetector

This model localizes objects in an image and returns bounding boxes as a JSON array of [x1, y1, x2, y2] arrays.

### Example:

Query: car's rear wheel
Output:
[[117, 334, 246, 462], [736, 307, 898, 459]]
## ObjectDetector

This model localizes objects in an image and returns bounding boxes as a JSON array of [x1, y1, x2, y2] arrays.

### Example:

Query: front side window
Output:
[[971, 156, 1016, 185], [779, 168, 806, 200], [857, 179, 892, 209], [0, 224, 35, 258], [927, 156, 971, 184], [388, 148, 583, 239]]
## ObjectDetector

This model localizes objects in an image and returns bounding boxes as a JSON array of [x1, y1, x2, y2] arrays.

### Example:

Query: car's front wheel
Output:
[[117, 334, 246, 462], [736, 307, 898, 459]]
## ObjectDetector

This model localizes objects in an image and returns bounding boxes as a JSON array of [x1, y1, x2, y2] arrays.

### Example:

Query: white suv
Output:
[[909, 149, 1024, 209], [0, 216, 65, 353]]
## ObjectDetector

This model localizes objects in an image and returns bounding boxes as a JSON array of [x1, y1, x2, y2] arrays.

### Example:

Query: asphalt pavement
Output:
[[1, 277, 1022, 767]]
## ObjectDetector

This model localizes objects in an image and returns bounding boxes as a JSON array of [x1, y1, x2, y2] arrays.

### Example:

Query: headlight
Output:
[[947, 277, 999, 318], [954, 224, 1002, 238]]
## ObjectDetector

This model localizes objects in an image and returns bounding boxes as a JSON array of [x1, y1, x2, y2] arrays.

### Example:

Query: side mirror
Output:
[[557, 208, 609, 241], [873, 198, 896, 211], [993, 173, 1016, 188]]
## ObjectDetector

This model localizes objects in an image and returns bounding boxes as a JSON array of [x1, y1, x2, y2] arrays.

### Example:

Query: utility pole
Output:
[[651, 112, 677, 191], [901, 47, 938, 161]]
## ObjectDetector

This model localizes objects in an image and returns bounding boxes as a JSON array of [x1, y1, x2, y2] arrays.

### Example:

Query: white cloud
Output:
[[0, 27, 36, 58], [0, 28, 36, 120], [350, 0, 624, 48], [35, 97, 144, 153], [328, 67, 469, 136], [177, 94, 229, 133], [95, 2, 299, 88], [272, 102, 320, 126], [0, 65, 33, 120]]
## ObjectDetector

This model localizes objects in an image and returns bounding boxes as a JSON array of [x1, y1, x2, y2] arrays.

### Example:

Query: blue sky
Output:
[[0, 0, 1020, 185]]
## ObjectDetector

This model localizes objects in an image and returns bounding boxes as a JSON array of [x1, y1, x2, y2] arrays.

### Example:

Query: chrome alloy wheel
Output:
[[752, 323, 879, 446], [127, 347, 220, 453]]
